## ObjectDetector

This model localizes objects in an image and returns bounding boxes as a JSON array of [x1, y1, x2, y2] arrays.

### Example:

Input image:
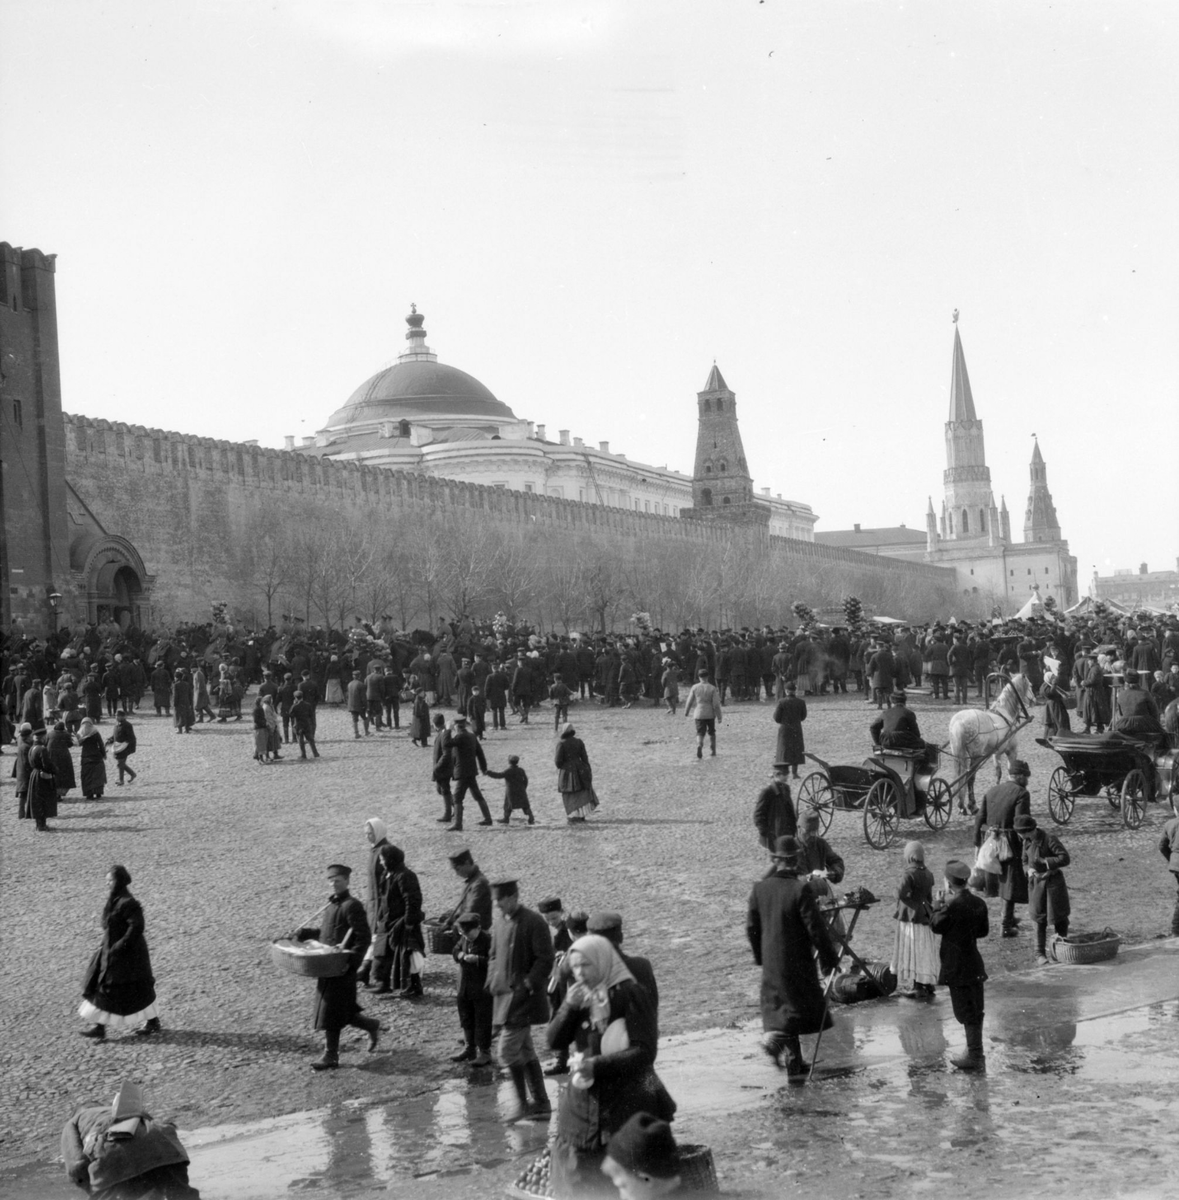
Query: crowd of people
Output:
[[6, 604, 1179, 1197]]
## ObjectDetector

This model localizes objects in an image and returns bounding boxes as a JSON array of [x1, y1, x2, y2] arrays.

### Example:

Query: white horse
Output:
[[946, 674, 1037, 813]]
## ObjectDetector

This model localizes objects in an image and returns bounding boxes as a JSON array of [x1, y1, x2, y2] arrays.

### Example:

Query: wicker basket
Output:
[[270, 938, 351, 978], [425, 922, 459, 956], [505, 1143, 717, 1198], [1049, 928, 1120, 965]]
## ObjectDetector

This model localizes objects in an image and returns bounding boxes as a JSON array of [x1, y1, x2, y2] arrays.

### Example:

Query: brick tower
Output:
[[1023, 437, 1062, 543], [941, 315, 994, 541], [681, 364, 768, 526]]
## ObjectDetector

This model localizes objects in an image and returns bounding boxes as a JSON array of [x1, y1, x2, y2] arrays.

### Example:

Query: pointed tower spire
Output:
[[1024, 437, 1061, 543], [949, 326, 977, 422], [942, 316, 991, 541], [682, 365, 768, 527]]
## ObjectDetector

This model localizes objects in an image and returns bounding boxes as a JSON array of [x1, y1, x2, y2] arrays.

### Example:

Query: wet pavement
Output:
[[12, 939, 1173, 1200]]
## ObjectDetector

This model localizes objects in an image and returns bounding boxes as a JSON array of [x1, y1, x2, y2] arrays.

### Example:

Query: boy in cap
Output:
[[295, 864, 382, 1070], [1015, 814, 1070, 966], [486, 755, 535, 825], [538, 897, 572, 1074], [451, 912, 493, 1066], [486, 878, 554, 1121], [930, 859, 990, 1071], [468, 684, 488, 740], [601, 1111, 682, 1199]]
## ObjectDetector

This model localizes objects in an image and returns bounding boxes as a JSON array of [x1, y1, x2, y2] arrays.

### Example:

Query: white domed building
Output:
[[295, 307, 816, 539]]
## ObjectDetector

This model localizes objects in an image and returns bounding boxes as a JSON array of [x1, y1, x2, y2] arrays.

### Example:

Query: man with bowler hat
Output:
[[746, 835, 840, 1078], [295, 864, 381, 1070], [487, 877, 554, 1122]]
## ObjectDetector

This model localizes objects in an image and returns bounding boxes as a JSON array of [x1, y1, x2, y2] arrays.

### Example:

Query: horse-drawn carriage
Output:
[[798, 746, 953, 849], [797, 673, 1039, 851], [1038, 732, 1177, 829]]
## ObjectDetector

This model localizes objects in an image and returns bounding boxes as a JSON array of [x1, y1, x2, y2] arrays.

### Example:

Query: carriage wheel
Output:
[[1121, 769, 1148, 830], [923, 778, 952, 830], [863, 779, 900, 850], [797, 772, 835, 834], [1106, 786, 1121, 811], [1047, 767, 1076, 825]]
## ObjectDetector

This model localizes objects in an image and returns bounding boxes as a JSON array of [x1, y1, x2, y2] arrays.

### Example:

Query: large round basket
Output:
[[270, 939, 351, 979], [425, 922, 459, 956], [505, 1144, 717, 1199], [1049, 928, 1120, 965]]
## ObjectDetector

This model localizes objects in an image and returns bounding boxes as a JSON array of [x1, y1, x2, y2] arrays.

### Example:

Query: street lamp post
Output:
[[48, 591, 62, 635]]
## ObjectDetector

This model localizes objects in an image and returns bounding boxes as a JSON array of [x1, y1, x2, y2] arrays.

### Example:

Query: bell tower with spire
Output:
[[681, 364, 769, 526], [1023, 437, 1061, 542], [941, 315, 993, 541]]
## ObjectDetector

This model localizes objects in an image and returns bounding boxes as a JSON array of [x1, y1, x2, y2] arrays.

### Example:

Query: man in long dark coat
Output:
[[754, 765, 797, 851], [973, 760, 1032, 937], [772, 682, 807, 777], [296, 864, 381, 1070], [747, 835, 840, 1077]]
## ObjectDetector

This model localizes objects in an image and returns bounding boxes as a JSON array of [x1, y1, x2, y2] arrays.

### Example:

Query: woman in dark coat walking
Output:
[[77, 717, 108, 799], [747, 835, 841, 1076], [772, 682, 807, 778], [79, 865, 160, 1040], [546, 934, 675, 1197], [555, 723, 598, 824], [378, 844, 426, 997], [46, 721, 77, 800]]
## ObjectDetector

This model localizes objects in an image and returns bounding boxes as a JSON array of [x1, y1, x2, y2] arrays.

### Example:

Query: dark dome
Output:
[[325, 359, 515, 428]]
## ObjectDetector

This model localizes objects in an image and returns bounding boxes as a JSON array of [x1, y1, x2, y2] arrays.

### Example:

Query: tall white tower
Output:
[[941, 316, 993, 541]]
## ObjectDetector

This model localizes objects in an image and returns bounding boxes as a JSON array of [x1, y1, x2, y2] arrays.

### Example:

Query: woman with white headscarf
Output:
[[546, 934, 674, 1197], [78, 717, 107, 799], [891, 840, 939, 1000]]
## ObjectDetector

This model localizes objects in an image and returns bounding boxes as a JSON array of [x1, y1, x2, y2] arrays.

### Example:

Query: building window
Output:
[[1027, 568, 1031, 575], [524, 483, 534, 493], [578, 489, 584, 502], [972, 586, 979, 594], [635, 499, 641, 511], [399, 420, 410, 436], [493, 481, 507, 489], [716, 398, 724, 411], [1010, 569, 1014, 577], [962, 510, 969, 533], [979, 509, 986, 532], [663, 504, 669, 515], [644, 500, 650, 512], [700, 488, 712, 507], [703, 399, 711, 412], [970, 568, 974, 575], [949, 513, 954, 535], [704, 464, 712, 473], [1045, 567, 1049, 574], [722, 496, 731, 505], [12, 398, 22, 427]]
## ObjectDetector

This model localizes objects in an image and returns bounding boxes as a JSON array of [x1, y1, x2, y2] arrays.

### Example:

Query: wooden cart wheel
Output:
[[923, 778, 952, 830], [863, 778, 899, 850], [1121, 769, 1147, 830], [1106, 786, 1121, 811], [1047, 766, 1075, 825], [797, 772, 835, 834]]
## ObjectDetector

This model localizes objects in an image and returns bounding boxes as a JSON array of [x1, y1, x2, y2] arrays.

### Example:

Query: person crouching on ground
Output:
[[891, 840, 938, 1000], [487, 754, 535, 825], [451, 912, 493, 1067], [929, 859, 989, 1071], [1015, 814, 1070, 966]]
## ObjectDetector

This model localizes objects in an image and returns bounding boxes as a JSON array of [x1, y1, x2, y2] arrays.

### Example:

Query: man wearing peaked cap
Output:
[[973, 760, 1031, 938], [930, 858, 990, 1071], [294, 863, 381, 1070], [587, 910, 661, 1024], [487, 877, 554, 1122]]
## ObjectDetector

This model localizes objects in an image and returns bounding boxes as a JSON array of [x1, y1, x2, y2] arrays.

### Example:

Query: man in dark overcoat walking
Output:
[[747, 836, 840, 1077], [448, 715, 493, 831], [296, 863, 381, 1070], [973, 760, 1032, 936], [772, 682, 807, 776]]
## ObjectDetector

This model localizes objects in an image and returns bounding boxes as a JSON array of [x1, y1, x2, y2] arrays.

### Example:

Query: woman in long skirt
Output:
[[79, 864, 161, 1040], [77, 717, 107, 799], [891, 841, 939, 999], [252, 698, 271, 763], [555, 723, 598, 825]]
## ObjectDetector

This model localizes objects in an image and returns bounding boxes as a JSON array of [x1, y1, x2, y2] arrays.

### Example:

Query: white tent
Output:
[[1014, 593, 1045, 620]]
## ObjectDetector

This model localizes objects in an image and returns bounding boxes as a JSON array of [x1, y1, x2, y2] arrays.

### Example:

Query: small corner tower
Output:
[[681, 364, 768, 526], [1023, 437, 1061, 543], [942, 314, 993, 540]]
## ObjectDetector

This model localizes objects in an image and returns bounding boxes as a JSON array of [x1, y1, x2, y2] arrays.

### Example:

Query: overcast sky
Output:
[[4, 1, 1176, 584]]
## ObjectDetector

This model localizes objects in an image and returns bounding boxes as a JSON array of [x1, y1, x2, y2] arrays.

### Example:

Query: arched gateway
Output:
[[70, 534, 152, 629]]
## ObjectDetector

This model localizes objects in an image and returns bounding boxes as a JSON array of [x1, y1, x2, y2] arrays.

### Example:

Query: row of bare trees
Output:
[[226, 500, 959, 633]]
